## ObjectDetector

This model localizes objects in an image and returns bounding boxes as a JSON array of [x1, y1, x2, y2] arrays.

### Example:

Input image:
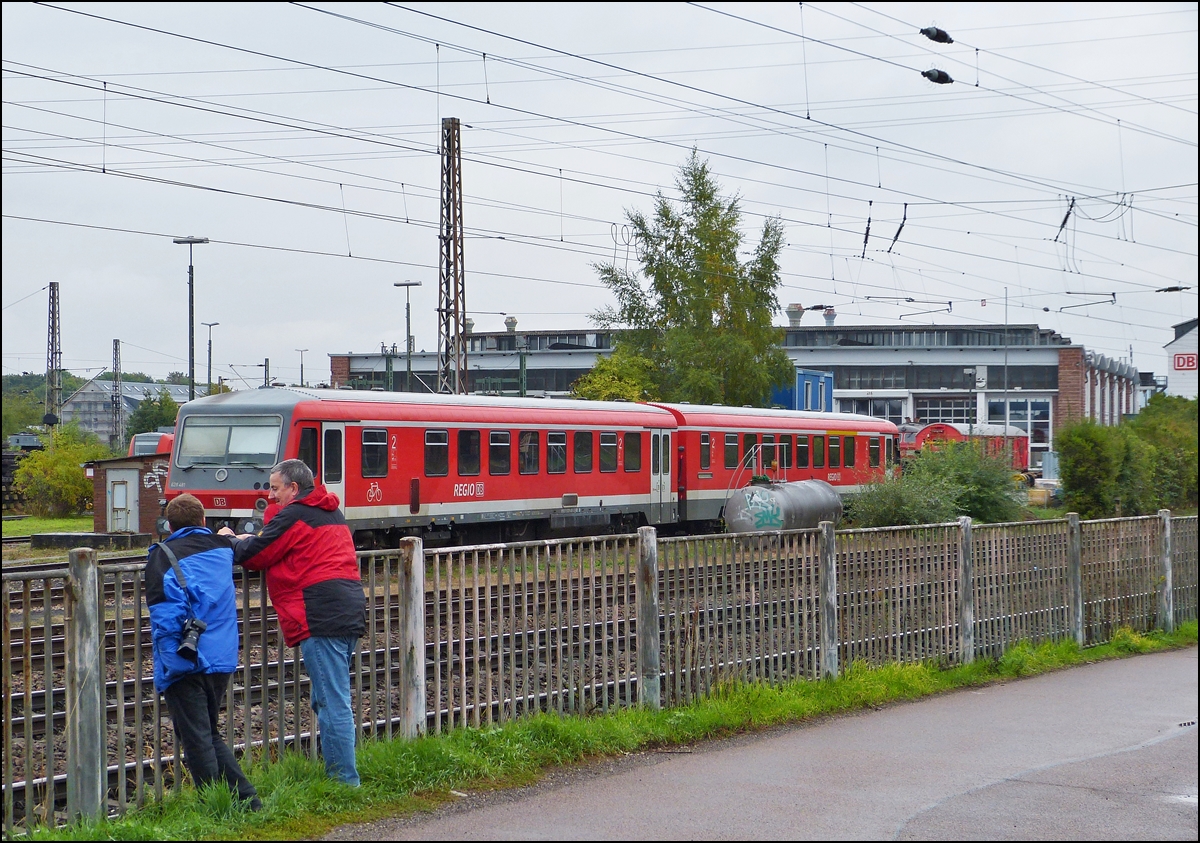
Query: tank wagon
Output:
[[163, 388, 898, 547]]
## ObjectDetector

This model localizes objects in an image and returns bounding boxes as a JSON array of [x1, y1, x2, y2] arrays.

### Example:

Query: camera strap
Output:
[[156, 542, 196, 616]]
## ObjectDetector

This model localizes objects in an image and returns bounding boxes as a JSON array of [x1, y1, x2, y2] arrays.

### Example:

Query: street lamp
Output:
[[173, 236, 209, 401], [202, 322, 219, 396], [393, 281, 422, 392], [296, 348, 308, 387]]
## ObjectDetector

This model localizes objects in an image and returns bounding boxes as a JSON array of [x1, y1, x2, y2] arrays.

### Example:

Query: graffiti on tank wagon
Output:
[[744, 487, 783, 529]]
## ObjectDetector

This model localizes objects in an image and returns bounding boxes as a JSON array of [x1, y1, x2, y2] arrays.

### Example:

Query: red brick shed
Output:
[[85, 453, 172, 535]]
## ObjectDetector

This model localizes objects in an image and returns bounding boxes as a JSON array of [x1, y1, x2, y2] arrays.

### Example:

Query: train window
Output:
[[796, 435, 809, 468], [700, 433, 711, 470], [177, 414, 281, 468], [519, 431, 540, 475], [651, 434, 660, 476], [743, 434, 757, 471], [828, 436, 841, 469], [724, 434, 739, 470], [886, 437, 896, 467], [362, 429, 388, 478], [458, 430, 481, 476], [844, 436, 856, 467], [547, 432, 567, 474], [661, 433, 670, 476], [762, 434, 776, 469], [599, 432, 618, 473], [779, 435, 792, 469], [298, 428, 319, 480], [869, 437, 880, 468], [574, 431, 593, 473], [813, 435, 825, 469], [324, 429, 343, 483], [489, 431, 511, 475], [624, 432, 642, 472], [425, 430, 449, 477]]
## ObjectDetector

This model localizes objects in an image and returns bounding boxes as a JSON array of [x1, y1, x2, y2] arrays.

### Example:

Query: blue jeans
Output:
[[300, 635, 360, 786]]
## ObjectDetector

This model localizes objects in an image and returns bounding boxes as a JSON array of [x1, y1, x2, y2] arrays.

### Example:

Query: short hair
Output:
[[272, 458, 314, 491], [165, 494, 205, 530]]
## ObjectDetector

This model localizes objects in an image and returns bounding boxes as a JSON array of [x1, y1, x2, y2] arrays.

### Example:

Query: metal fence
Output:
[[2, 511, 1196, 836]]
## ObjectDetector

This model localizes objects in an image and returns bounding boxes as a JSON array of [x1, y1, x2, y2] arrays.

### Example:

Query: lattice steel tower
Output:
[[44, 281, 62, 426], [112, 339, 125, 451], [437, 117, 467, 394]]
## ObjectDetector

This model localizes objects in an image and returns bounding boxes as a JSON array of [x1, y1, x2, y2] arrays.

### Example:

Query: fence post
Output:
[[65, 547, 104, 823], [1067, 512, 1084, 646], [398, 537, 426, 738], [818, 520, 839, 679], [1157, 509, 1174, 633], [957, 516, 975, 664], [636, 526, 660, 710]]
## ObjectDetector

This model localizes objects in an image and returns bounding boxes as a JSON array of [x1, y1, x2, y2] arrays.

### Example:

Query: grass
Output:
[[18, 620, 1196, 842], [2, 515, 94, 537]]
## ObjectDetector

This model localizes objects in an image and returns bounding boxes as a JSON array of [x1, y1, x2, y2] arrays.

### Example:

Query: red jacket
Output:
[[231, 485, 365, 647]]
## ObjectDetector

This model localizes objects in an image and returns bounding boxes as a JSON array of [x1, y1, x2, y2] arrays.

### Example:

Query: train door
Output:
[[651, 432, 671, 523], [322, 422, 346, 513]]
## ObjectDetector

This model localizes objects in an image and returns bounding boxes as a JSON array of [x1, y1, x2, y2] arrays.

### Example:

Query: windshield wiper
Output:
[[180, 461, 224, 471]]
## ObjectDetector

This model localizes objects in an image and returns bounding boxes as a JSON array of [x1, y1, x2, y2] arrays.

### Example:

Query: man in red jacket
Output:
[[220, 459, 365, 786]]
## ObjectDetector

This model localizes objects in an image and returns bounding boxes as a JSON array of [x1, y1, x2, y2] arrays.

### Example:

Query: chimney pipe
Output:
[[823, 308, 837, 327], [785, 303, 805, 327], [464, 317, 474, 335], [504, 315, 518, 333]]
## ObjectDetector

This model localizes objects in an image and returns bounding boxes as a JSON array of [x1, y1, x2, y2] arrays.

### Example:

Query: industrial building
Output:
[[328, 310, 1150, 472]]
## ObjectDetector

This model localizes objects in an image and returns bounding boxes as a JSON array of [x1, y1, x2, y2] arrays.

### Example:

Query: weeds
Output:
[[17, 621, 1197, 842]]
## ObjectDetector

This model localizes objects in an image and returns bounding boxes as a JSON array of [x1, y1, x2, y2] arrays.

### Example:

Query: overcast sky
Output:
[[3, 2, 1196, 389]]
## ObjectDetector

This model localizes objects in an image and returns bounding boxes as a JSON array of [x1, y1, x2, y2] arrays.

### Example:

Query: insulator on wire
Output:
[[922, 68, 954, 85], [920, 26, 954, 44]]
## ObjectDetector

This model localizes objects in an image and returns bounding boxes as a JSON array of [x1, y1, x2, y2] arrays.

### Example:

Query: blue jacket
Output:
[[144, 526, 240, 693]]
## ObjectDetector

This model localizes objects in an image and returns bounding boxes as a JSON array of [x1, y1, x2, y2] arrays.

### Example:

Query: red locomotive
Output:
[[164, 388, 898, 546]]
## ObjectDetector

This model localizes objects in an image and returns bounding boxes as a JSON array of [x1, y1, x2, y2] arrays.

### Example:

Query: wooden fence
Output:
[[2, 512, 1195, 835]]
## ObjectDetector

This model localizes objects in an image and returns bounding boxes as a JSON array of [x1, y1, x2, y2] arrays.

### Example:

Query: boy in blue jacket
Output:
[[146, 494, 260, 810]]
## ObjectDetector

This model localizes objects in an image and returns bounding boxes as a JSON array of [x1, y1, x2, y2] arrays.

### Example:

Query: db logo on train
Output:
[[1174, 353, 1198, 371]]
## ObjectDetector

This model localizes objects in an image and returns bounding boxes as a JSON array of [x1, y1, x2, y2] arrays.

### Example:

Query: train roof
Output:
[[649, 402, 898, 431], [919, 422, 1027, 437], [179, 387, 675, 419]]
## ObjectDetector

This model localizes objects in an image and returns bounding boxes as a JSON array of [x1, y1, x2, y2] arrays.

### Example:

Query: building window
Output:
[[839, 398, 905, 426], [518, 431, 540, 475], [425, 430, 449, 477], [458, 430, 481, 476], [489, 431, 511, 475], [362, 428, 388, 478], [547, 431, 567, 474], [915, 398, 976, 424]]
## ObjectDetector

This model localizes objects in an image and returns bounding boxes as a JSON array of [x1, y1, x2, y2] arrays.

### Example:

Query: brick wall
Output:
[[330, 355, 350, 389], [89, 455, 171, 534], [1056, 347, 1085, 433]]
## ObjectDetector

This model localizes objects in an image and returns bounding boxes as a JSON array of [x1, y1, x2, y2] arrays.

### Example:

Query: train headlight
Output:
[[240, 518, 263, 534]]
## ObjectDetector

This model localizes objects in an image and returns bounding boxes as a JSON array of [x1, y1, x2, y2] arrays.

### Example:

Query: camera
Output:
[[177, 617, 208, 660]]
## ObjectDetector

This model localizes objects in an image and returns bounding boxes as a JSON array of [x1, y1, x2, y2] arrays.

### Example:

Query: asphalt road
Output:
[[325, 647, 1198, 841]]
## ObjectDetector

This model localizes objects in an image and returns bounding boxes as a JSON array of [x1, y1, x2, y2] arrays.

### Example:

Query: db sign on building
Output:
[[1174, 353, 1198, 371]]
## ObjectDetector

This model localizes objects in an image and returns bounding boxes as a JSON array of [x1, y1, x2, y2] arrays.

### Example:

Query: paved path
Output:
[[326, 647, 1198, 840]]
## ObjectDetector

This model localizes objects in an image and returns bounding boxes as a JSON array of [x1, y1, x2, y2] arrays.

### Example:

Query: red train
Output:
[[127, 430, 174, 457], [897, 421, 1030, 473], [163, 388, 899, 546]]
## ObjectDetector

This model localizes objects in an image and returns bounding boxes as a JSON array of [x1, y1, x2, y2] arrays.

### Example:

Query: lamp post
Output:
[[173, 236, 209, 401], [393, 281, 422, 392], [296, 348, 308, 387], [202, 322, 219, 396]]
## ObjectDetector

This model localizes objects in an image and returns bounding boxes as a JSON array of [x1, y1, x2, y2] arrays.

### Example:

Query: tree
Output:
[[2, 392, 43, 439], [590, 150, 793, 407], [13, 424, 111, 516], [97, 371, 154, 383], [571, 346, 658, 402], [165, 372, 188, 385], [127, 389, 180, 436], [1127, 393, 1197, 509]]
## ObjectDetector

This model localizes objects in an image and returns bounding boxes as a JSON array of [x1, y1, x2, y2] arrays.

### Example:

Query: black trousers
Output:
[[162, 672, 257, 802]]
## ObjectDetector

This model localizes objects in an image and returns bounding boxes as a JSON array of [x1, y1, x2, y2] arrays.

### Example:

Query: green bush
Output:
[[846, 442, 1022, 527], [1056, 420, 1120, 519], [13, 424, 112, 517]]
